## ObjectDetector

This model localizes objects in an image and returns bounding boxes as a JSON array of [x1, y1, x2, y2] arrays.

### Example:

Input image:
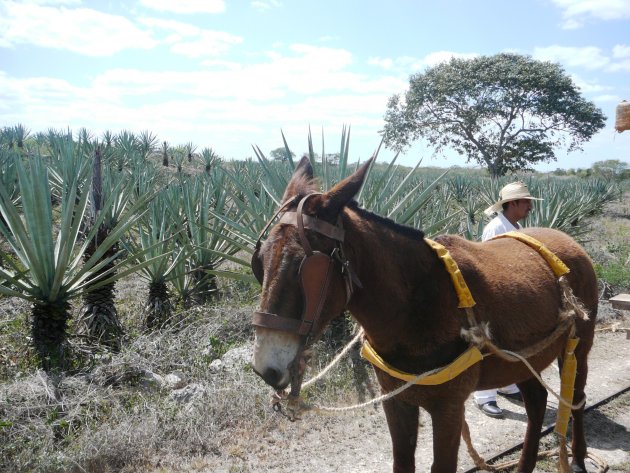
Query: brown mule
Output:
[[251, 156, 597, 473]]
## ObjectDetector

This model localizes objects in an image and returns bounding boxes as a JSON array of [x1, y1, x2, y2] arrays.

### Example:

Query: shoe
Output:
[[499, 391, 523, 402], [476, 401, 504, 418]]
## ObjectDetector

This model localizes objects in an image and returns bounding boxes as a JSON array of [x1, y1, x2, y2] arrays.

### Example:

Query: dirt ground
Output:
[[196, 303, 630, 473]]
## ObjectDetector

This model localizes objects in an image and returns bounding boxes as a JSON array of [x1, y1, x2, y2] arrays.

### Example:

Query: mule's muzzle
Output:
[[253, 365, 290, 390]]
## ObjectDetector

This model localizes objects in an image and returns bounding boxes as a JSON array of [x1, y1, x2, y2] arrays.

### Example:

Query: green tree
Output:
[[591, 159, 629, 181], [382, 53, 606, 177], [269, 147, 296, 162]]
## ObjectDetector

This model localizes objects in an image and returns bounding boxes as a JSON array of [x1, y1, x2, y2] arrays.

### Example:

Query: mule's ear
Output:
[[282, 155, 314, 202], [322, 157, 374, 216]]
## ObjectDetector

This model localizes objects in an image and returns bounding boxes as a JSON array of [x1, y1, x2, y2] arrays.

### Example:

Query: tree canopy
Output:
[[382, 53, 607, 177], [269, 147, 296, 162]]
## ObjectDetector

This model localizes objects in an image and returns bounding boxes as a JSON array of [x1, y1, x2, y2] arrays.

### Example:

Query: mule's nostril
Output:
[[263, 367, 281, 387], [255, 367, 286, 389]]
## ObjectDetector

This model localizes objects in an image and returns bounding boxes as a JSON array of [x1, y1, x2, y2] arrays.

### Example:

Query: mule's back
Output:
[[437, 227, 597, 350]]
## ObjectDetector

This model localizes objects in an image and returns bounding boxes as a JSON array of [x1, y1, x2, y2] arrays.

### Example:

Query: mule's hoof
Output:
[[571, 463, 587, 473], [476, 401, 504, 418]]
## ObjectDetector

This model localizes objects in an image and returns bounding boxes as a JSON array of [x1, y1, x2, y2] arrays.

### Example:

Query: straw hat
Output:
[[483, 181, 542, 216]]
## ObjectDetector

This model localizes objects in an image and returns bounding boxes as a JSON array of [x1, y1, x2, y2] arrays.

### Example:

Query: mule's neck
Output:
[[341, 206, 465, 365]]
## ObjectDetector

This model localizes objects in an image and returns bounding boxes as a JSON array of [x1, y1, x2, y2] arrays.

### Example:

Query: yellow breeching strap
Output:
[[360, 341, 483, 385], [424, 238, 476, 308], [555, 337, 580, 438], [492, 231, 578, 446]]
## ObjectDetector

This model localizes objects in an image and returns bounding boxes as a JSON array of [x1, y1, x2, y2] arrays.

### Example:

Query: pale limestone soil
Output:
[[198, 311, 630, 473]]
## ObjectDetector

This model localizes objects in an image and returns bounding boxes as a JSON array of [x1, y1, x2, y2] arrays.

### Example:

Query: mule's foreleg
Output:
[[516, 377, 548, 473], [426, 401, 464, 473], [382, 397, 419, 473]]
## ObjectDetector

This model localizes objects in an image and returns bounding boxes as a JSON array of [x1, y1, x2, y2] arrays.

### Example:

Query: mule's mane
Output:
[[285, 177, 425, 241], [346, 201, 425, 241]]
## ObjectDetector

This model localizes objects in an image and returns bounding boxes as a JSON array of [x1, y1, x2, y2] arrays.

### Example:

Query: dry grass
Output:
[[0, 286, 370, 472]]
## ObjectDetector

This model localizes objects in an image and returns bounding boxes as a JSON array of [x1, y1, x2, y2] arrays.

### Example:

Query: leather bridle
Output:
[[251, 193, 360, 345]]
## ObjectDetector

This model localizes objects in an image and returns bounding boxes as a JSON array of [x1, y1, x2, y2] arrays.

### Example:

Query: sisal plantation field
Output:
[[1, 126, 629, 472]]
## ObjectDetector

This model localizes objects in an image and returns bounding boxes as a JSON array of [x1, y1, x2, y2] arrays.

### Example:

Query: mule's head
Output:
[[251, 156, 371, 392]]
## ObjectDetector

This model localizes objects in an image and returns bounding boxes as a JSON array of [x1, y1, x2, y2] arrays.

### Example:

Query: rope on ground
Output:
[[462, 417, 610, 473]]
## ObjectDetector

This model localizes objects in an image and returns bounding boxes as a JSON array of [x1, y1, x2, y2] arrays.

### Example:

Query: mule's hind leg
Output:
[[516, 377, 548, 473], [382, 397, 419, 473], [565, 341, 592, 473]]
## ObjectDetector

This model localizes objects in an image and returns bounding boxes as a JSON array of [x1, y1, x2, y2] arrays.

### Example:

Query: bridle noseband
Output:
[[251, 193, 360, 344]]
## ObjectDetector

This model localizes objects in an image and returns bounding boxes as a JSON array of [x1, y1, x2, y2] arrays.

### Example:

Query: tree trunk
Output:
[[77, 276, 123, 350], [76, 227, 124, 348], [191, 265, 218, 304], [145, 281, 173, 329], [31, 300, 71, 372]]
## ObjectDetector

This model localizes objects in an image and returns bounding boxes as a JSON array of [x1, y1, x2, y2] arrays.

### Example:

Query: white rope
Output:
[[301, 332, 458, 412], [302, 329, 364, 389], [284, 327, 445, 413], [498, 349, 586, 411], [312, 376, 418, 412]]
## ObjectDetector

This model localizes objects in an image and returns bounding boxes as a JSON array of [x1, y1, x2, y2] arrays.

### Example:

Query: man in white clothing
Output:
[[475, 181, 542, 418]]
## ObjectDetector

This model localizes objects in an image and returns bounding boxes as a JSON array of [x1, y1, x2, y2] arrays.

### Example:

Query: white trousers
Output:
[[473, 384, 520, 405]]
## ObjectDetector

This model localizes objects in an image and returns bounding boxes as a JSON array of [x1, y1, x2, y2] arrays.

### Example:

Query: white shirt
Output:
[[481, 212, 520, 242]]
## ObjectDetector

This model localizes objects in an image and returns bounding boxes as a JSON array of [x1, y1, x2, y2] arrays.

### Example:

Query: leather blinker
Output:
[[251, 193, 359, 341]]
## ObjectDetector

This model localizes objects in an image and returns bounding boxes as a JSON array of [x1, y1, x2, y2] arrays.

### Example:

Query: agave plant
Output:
[[201, 147, 221, 174], [138, 130, 159, 161], [75, 147, 136, 349], [0, 153, 151, 371], [123, 190, 187, 329], [208, 128, 455, 285], [161, 141, 170, 167]]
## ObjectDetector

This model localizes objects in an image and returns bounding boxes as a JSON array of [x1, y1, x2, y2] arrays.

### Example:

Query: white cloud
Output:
[[368, 57, 394, 70], [533, 44, 630, 73], [251, 0, 281, 12], [608, 59, 630, 72], [551, 0, 630, 29], [139, 17, 199, 37], [533, 45, 609, 70], [592, 94, 622, 102], [569, 74, 611, 94], [422, 51, 478, 67], [139, 0, 225, 14], [612, 44, 630, 58], [137, 17, 243, 57], [169, 30, 243, 57], [0, 43, 405, 158], [0, 1, 156, 55], [23, 0, 80, 5], [368, 51, 479, 73]]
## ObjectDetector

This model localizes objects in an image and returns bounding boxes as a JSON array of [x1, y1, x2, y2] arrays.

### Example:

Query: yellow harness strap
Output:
[[555, 338, 579, 437], [361, 341, 483, 385], [491, 231, 570, 277], [361, 232, 578, 394], [424, 238, 476, 308]]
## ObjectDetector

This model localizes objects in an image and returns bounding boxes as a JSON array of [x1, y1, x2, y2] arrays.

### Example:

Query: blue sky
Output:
[[1, 0, 629, 171]]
